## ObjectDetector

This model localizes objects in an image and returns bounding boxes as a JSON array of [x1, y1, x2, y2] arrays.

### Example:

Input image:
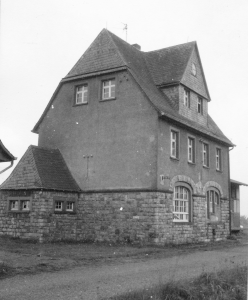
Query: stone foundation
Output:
[[0, 190, 230, 245]]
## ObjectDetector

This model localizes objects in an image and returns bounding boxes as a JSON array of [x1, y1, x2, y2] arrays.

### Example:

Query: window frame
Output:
[[183, 89, 190, 108], [216, 148, 222, 171], [170, 129, 180, 160], [53, 197, 76, 214], [173, 182, 192, 223], [191, 63, 197, 76], [206, 188, 221, 222], [188, 136, 196, 164], [101, 78, 116, 100], [197, 97, 203, 115], [202, 142, 209, 167], [75, 84, 88, 105], [8, 197, 31, 213]]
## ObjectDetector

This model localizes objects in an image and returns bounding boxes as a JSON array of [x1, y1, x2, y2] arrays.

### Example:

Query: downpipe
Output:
[[0, 160, 14, 174]]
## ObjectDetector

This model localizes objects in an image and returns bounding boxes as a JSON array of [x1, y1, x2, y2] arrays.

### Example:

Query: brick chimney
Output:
[[132, 44, 141, 51]]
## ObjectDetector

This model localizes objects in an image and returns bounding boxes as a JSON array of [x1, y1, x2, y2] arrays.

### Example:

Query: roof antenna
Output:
[[122, 23, 127, 42]]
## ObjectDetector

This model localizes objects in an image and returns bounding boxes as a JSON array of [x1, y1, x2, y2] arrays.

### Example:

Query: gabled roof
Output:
[[0, 140, 16, 162], [144, 42, 195, 86], [0, 146, 81, 192], [32, 29, 233, 146]]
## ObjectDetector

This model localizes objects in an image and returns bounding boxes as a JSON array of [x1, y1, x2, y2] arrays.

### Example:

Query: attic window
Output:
[[197, 97, 203, 114], [183, 89, 190, 108], [75, 84, 88, 105], [191, 63, 197, 76], [102, 79, 115, 100]]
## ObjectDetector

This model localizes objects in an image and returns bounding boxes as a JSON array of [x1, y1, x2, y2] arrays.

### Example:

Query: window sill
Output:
[[216, 169, 223, 173], [73, 102, 88, 107], [8, 211, 30, 214], [173, 222, 193, 225], [100, 97, 116, 102], [203, 165, 210, 169], [170, 156, 179, 161], [207, 221, 223, 226], [188, 161, 196, 166], [54, 211, 76, 215]]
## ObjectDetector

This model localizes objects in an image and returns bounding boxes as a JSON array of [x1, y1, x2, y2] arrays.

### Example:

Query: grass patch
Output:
[[0, 262, 15, 279], [109, 266, 247, 300]]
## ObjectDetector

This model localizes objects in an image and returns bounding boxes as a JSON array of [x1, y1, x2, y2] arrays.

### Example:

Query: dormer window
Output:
[[198, 97, 203, 114], [184, 89, 190, 108], [75, 85, 88, 105], [191, 63, 197, 76]]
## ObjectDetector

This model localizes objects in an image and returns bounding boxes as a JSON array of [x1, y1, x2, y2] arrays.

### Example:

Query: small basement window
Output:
[[10, 200, 19, 211], [55, 201, 63, 211], [53, 198, 76, 214], [66, 202, 74, 212], [8, 197, 31, 212]]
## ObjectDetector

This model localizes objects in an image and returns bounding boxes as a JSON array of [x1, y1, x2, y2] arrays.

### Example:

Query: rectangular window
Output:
[[102, 79, 115, 100], [66, 202, 74, 212], [53, 198, 76, 213], [21, 200, 30, 211], [76, 85, 88, 105], [188, 137, 195, 163], [8, 197, 31, 212], [171, 130, 179, 159], [10, 200, 19, 211], [216, 148, 222, 171], [198, 97, 203, 114], [184, 89, 190, 108], [55, 201, 63, 211], [202, 143, 209, 167]]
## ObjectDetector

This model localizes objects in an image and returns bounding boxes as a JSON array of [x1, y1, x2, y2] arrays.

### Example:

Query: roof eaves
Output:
[[159, 112, 234, 147], [32, 82, 62, 134], [62, 66, 127, 83], [230, 179, 248, 187], [0, 140, 17, 161], [194, 43, 211, 101]]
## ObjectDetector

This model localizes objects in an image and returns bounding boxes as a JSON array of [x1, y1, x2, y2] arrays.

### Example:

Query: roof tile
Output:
[[0, 146, 81, 192]]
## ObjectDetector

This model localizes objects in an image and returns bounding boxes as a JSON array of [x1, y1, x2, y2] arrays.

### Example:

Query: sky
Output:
[[0, 0, 247, 216]]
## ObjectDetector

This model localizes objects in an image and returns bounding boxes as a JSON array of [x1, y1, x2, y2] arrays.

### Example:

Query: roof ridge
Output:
[[105, 29, 129, 67], [180, 43, 195, 83], [29, 146, 43, 187], [146, 41, 196, 54]]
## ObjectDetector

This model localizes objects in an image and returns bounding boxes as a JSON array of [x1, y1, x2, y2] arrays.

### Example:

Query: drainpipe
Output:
[[228, 146, 234, 235], [0, 160, 14, 174]]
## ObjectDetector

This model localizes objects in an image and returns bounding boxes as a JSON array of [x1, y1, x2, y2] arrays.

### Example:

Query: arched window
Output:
[[207, 188, 221, 221], [173, 184, 192, 222]]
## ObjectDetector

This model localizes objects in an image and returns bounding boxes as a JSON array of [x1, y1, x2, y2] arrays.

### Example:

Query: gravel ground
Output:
[[0, 243, 247, 300]]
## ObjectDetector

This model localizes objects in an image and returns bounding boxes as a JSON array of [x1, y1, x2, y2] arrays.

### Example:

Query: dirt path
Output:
[[0, 244, 247, 300]]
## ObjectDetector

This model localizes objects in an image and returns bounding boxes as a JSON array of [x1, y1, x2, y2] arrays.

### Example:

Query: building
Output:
[[230, 179, 247, 231], [0, 29, 236, 244], [0, 140, 16, 174]]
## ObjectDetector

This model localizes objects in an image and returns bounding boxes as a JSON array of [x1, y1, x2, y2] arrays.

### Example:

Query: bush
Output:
[[109, 265, 247, 300]]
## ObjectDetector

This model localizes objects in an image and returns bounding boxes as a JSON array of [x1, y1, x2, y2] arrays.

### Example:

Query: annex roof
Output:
[[0, 146, 81, 192], [32, 29, 233, 146], [0, 140, 16, 162], [230, 179, 248, 187]]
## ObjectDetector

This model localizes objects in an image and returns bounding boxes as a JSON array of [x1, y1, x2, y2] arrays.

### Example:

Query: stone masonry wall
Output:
[[0, 190, 230, 245]]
